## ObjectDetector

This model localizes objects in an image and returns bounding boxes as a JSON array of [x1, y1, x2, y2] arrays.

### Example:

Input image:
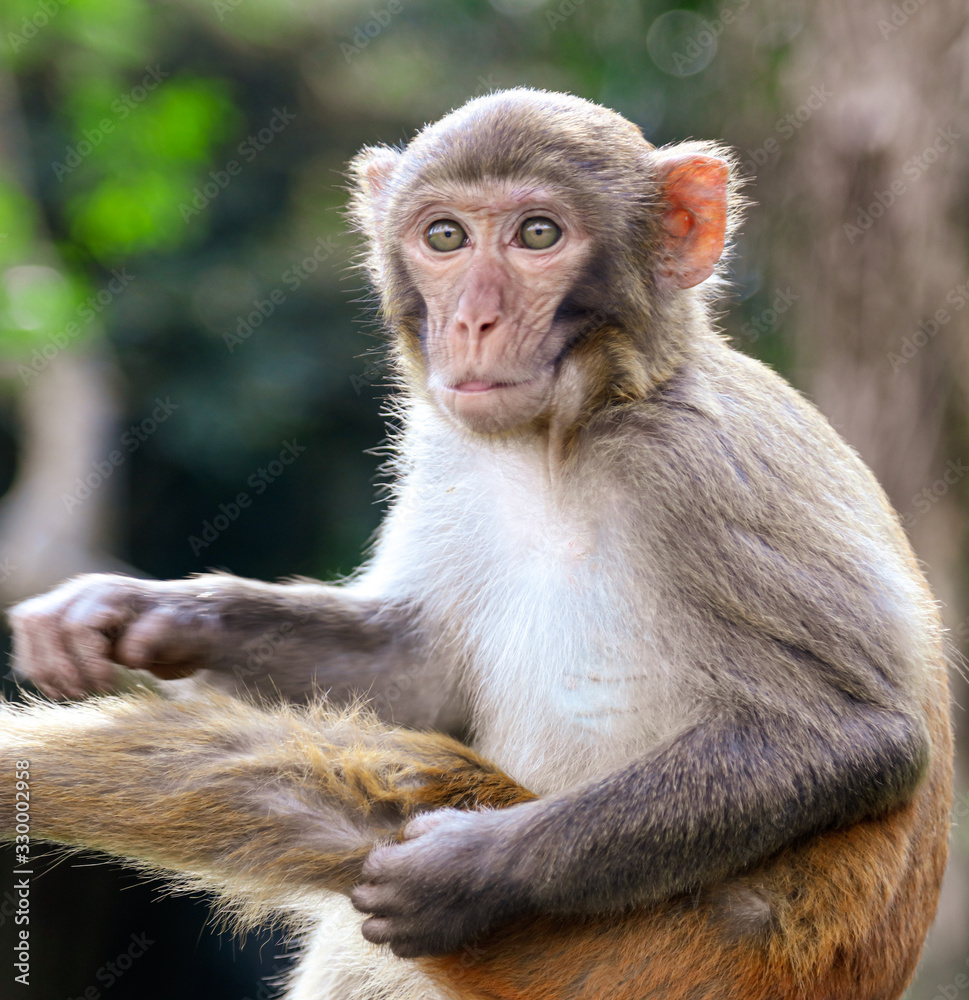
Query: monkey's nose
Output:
[[454, 313, 500, 342]]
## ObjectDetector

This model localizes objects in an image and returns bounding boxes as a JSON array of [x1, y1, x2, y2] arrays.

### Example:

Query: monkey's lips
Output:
[[452, 380, 523, 393], [435, 375, 550, 433]]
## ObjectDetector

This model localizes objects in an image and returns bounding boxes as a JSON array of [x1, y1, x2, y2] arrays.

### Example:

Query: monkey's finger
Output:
[[9, 626, 71, 697], [359, 915, 396, 946], [388, 936, 444, 959], [59, 595, 129, 692], [349, 880, 400, 916], [356, 841, 410, 885], [9, 603, 90, 698], [115, 605, 215, 676], [362, 917, 454, 959], [46, 627, 96, 698]]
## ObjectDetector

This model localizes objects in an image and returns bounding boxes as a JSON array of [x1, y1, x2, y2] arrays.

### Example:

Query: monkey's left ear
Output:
[[654, 152, 729, 289]]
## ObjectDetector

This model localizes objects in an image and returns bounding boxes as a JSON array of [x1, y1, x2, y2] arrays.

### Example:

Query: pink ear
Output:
[[356, 146, 401, 202], [655, 153, 729, 289], [348, 145, 403, 236]]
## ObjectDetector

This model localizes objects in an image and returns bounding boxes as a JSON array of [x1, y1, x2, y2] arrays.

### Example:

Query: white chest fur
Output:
[[454, 448, 671, 793], [365, 412, 681, 795]]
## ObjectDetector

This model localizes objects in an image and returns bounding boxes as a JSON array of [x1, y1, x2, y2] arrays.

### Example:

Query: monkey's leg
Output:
[[0, 691, 947, 1000], [0, 691, 532, 923], [423, 816, 923, 1000], [423, 696, 952, 1000]]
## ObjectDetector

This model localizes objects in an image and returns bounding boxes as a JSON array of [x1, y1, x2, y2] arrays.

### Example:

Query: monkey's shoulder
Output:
[[597, 344, 938, 695], [613, 343, 894, 528]]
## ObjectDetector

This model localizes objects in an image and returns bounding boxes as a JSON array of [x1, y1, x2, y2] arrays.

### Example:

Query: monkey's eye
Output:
[[519, 217, 561, 249], [426, 220, 467, 252]]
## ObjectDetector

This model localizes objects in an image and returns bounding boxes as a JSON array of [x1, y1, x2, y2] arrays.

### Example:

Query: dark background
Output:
[[0, 1, 967, 998]]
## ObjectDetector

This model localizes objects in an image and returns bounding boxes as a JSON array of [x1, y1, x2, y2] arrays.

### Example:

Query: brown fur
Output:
[[0, 694, 533, 923]]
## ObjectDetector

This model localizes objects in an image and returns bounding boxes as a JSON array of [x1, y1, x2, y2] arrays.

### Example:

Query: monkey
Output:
[[1, 88, 952, 1000]]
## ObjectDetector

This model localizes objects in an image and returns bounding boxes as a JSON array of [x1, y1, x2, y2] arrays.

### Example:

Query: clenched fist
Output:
[[350, 804, 541, 957], [8, 574, 222, 698]]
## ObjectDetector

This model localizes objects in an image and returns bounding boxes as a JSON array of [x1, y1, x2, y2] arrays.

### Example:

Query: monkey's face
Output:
[[397, 178, 593, 435], [348, 90, 735, 437]]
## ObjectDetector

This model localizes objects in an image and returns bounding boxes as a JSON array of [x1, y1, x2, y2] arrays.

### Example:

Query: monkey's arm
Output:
[[7, 573, 450, 727], [352, 675, 928, 956], [0, 691, 530, 925]]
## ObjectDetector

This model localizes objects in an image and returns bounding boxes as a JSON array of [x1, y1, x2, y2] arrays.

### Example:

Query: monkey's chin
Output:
[[434, 378, 551, 435]]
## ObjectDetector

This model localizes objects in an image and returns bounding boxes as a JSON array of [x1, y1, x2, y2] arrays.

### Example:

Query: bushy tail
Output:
[[0, 690, 533, 925]]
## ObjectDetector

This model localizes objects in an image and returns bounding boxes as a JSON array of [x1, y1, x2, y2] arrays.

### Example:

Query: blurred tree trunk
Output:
[[0, 66, 127, 605], [0, 350, 129, 603], [768, 1, 969, 990]]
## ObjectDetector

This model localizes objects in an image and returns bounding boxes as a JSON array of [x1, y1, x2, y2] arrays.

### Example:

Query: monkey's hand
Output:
[[8, 573, 220, 698], [350, 804, 539, 957]]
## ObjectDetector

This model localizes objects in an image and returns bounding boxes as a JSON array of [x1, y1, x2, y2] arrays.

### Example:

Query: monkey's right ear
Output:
[[346, 145, 403, 244]]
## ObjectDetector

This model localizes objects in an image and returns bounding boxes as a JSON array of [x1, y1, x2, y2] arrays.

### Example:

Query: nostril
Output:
[[453, 311, 500, 340]]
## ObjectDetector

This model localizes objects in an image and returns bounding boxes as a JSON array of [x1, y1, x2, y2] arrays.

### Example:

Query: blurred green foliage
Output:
[[0, 0, 808, 641], [65, 76, 241, 259]]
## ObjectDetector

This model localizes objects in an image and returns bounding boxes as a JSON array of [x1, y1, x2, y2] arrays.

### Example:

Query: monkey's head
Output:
[[348, 89, 740, 436]]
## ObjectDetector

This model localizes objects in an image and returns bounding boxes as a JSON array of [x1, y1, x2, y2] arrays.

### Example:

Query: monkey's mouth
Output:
[[433, 374, 551, 434], [451, 380, 529, 393]]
